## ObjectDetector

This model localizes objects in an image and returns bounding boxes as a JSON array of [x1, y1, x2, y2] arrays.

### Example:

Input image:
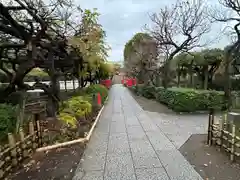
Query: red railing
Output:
[[100, 79, 112, 89], [121, 77, 136, 87]]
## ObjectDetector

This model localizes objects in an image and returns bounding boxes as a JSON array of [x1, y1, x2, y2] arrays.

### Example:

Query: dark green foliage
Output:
[[210, 76, 240, 91], [0, 84, 22, 105], [129, 84, 156, 99], [155, 87, 225, 112], [0, 104, 17, 141], [130, 84, 143, 96], [140, 85, 156, 99], [85, 84, 108, 103]]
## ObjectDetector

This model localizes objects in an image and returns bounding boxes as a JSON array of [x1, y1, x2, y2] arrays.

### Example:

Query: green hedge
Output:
[[130, 84, 156, 99], [130, 85, 226, 112], [155, 87, 225, 112]]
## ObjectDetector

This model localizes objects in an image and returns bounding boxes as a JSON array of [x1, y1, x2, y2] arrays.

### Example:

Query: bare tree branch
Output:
[[146, 0, 211, 88]]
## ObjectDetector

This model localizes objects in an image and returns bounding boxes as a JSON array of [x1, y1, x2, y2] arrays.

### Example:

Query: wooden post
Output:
[[42, 129, 50, 146], [29, 122, 37, 150], [220, 115, 225, 150], [0, 145, 4, 179], [19, 128, 27, 158], [211, 111, 215, 145], [230, 124, 236, 162], [8, 133, 17, 166], [208, 110, 213, 145], [36, 121, 42, 147]]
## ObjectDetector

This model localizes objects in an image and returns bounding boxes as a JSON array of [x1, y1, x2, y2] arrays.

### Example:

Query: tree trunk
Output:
[[72, 77, 75, 92], [177, 73, 180, 87], [163, 60, 171, 88], [64, 75, 67, 92], [224, 50, 233, 110], [48, 74, 60, 117], [204, 68, 208, 90]]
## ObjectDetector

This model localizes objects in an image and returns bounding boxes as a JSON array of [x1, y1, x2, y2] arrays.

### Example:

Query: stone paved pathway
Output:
[[147, 112, 209, 149], [73, 85, 203, 180]]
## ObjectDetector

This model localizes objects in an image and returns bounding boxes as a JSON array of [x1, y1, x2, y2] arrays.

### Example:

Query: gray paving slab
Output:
[[135, 168, 170, 180], [108, 133, 130, 154], [110, 120, 126, 133], [156, 150, 203, 180], [73, 170, 104, 180], [73, 85, 203, 180], [104, 153, 136, 180]]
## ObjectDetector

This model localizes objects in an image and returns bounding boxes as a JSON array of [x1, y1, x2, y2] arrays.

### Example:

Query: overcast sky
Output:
[[77, 0, 231, 62]]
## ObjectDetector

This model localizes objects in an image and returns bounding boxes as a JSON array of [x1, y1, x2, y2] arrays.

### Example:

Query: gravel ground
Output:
[[9, 144, 85, 180]]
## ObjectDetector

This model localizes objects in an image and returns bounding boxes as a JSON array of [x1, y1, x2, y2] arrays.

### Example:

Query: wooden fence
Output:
[[207, 111, 240, 162], [0, 120, 49, 179], [0, 96, 48, 179]]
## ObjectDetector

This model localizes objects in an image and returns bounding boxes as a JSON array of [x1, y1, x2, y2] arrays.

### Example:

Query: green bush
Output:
[[130, 84, 144, 96], [129, 84, 156, 99], [59, 96, 92, 128], [0, 104, 17, 141], [141, 85, 156, 99], [155, 87, 225, 112], [85, 84, 108, 103]]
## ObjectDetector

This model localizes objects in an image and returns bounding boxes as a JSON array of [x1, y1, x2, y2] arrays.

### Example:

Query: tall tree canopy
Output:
[[0, 0, 111, 116], [123, 32, 158, 84]]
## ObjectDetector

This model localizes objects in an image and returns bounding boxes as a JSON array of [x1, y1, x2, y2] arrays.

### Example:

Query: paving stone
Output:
[[165, 134, 190, 149], [145, 131, 175, 151], [79, 152, 106, 171], [137, 113, 150, 122], [73, 170, 103, 180], [73, 85, 203, 180], [126, 125, 144, 134], [127, 125, 147, 141], [89, 131, 109, 142], [156, 150, 203, 180], [110, 121, 126, 133], [84, 142, 108, 157], [104, 153, 136, 180], [125, 116, 140, 126], [108, 133, 130, 154], [135, 168, 170, 180], [128, 132, 147, 141], [112, 113, 125, 122], [140, 120, 159, 132], [129, 139, 154, 154], [132, 152, 162, 168]]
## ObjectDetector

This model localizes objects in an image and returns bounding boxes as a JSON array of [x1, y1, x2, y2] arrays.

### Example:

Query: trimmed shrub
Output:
[[129, 84, 156, 99], [155, 87, 225, 112], [85, 84, 108, 103], [132, 84, 144, 96], [141, 85, 156, 99], [59, 96, 92, 128]]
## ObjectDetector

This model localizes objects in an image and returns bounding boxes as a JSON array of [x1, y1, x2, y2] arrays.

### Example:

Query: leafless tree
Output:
[[212, 0, 240, 109], [124, 33, 159, 85], [146, 0, 211, 88]]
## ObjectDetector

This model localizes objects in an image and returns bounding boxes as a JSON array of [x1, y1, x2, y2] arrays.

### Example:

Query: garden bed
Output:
[[1, 84, 109, 179], [6, 98, 107, 179], [8, 143, 85, 180]]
